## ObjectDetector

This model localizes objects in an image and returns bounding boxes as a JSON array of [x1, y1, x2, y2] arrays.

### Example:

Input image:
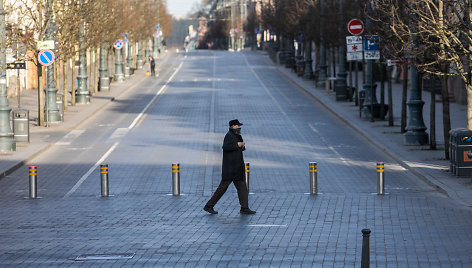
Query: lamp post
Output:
[[76, 0, 89, 104], [0, 0, 15, 151], [114, 44, 124, 82], [361, 2, 378, 119], [145, 39, 151, 63], [304, 40, 314, 79], [404, 3, 428, 145], [316, 0, 328, 88], [99, 43, 109, 91], [335, 0, 348, 100], [124, 40, 131, 79], [44, 0, 60, 122], [98, 0, 109, 91], [137, 41, 143, 69]]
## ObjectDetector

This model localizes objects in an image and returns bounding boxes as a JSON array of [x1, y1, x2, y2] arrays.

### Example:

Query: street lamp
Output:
[[99, 0, 109, 91], [76, 0, 90, 104], [45, 0, 60, 121], [335, 0, 348, 100], [316, 0, 328, 88], [404, 3, 428, 145], [0, 0, 15, 151]]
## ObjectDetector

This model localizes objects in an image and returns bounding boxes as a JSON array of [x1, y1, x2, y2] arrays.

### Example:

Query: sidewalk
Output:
[[0, 54, 167, 178], [266, 52, 472, 207]]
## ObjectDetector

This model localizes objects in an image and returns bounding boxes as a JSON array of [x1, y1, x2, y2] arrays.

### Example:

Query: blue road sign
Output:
[[38, 49, 55, 66], [364, 35, 380, 51]]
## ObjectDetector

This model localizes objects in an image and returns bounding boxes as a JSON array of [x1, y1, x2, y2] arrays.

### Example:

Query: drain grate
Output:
[[75, 253, 135, 261]]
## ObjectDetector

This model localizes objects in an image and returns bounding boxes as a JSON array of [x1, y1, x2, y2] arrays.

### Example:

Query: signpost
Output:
[[347, 19, 364, 36], [346, 36, 363, 61], [37, 49, 55, 66], [37, 40, 55, 50], [364, 35, 380, 60]]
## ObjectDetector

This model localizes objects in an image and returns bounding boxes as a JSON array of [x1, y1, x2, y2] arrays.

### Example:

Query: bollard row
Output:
[[25, 162, 385, 199]]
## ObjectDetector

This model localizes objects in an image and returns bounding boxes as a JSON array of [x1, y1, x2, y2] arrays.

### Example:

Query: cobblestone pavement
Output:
[[0, 50, 471, 267]]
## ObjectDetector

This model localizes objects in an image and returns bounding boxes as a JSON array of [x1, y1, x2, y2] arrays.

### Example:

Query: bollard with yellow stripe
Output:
[[172, 163, 180, 196], [100, 164, 109, 197], [309, 162, 318, 195], [377, 162, 385, 195], [245, 163, 250, 193], [28, 166, 37, 199]]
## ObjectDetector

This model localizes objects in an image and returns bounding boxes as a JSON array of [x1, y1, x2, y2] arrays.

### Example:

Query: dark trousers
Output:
[[206, 180, 249, 209], [151, 66, 155, 76]]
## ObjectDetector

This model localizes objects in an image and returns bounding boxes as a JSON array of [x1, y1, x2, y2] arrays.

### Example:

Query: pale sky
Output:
[[167, 0, 202, 18]]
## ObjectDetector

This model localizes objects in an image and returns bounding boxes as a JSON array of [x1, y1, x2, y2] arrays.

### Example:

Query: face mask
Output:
[[231, 128, 241, 135]]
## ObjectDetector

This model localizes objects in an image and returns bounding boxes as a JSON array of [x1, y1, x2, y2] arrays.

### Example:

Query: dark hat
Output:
[[229, 119, 243, 127]]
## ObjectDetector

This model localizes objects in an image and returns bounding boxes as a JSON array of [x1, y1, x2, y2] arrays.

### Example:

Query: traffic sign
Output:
[[153, 31, 160, 38], [347, 19, 364, 35], [37, 40, 55, 50], [114, 39, 123, 50], [364, 51, 380, 60], [346, 35, 363, 62], [6, 62, 26, 69], [364, 35, 380, 51], [38, 49, 55, 66]]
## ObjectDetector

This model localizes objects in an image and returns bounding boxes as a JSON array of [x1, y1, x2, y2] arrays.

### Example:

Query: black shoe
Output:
[[240, 208, 256, 214], [204, 205, 218, 214]]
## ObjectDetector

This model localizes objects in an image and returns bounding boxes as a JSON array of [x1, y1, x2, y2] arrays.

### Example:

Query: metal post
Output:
[[99, 43, 109, 91], [245, 163, 250, 193], [309, 162, 318, 195], [45, 0, 60, 122], [377, 162, 385, 195], [361, 229, 371, 268], [76, 1, 90, 104], [114, 45, 124, 82], [100, 164, 109, 197], [29, 166, 37, 199], [137, 41, 143, 69], [304, 40, 314, 79], [172, 163, 180, 196], [316, 0, 327, 88], [0, 0, 16, 152]]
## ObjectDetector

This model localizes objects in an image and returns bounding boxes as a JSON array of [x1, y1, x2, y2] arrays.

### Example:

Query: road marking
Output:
[[64, 142, 119, 198], [248, 224, 287, 227], [309, 123, 350, 165], [128, 61, 184, 129], [108, 128, 129, 142], [55, 130, 85, 146]]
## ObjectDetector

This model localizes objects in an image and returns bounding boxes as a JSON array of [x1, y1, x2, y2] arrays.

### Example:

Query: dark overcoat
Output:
[[221, 129, 245, 181]]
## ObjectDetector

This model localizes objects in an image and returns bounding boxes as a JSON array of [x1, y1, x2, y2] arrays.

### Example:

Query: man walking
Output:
[[149, 56, 156, 77], [204, 119, 256, 215]]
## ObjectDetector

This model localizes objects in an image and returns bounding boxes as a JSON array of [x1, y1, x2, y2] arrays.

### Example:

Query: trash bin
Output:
[[56, 93, 64, 121], [12, 109, 29, 142], [449, 128, 465, 173], [454, 129, 472, 176]]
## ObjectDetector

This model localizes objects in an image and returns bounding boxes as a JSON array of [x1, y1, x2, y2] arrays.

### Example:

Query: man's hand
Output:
[[237, 142, 245, 148]]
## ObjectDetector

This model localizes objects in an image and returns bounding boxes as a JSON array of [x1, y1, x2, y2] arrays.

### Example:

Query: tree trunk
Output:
[[388, 65, 394, 126], [441, 67, 451, 159], [71, 58, 76, 106], [62, 59, 67, 111], [380, 63, 386, 120], [401, 63, 408, 133], [430, 76, 436, 150]]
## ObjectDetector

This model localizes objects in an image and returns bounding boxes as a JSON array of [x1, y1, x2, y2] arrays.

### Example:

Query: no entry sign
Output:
[[347, 19, 364, 36], [38, 49, 55, 66]]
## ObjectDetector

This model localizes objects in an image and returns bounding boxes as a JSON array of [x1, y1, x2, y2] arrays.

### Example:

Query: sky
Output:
[[167, 0, 202, 18]]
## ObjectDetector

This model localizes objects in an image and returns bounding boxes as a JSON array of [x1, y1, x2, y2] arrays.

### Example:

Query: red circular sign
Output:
[[114, 39, 123, 50], [347, 19, 364, 36]]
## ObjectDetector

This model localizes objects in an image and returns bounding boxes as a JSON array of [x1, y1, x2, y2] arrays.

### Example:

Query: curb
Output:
[[276, 67, 449, 197]]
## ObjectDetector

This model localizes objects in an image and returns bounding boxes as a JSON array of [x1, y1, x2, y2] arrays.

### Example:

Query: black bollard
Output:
[[361, 229, 371, 268]]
